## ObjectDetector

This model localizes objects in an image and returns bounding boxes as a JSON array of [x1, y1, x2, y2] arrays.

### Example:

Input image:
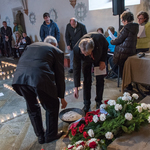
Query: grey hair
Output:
[[79, 38, 94, 52], [70, 17, 77, 22], [44, 36, 57, 45]]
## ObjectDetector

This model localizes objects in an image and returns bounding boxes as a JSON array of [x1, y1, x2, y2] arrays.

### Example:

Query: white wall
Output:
[[0, 0, 147, 52]]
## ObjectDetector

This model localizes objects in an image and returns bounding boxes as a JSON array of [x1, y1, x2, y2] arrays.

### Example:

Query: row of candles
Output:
[[0, 109, 26, 124], [1, 61, 17, 67]]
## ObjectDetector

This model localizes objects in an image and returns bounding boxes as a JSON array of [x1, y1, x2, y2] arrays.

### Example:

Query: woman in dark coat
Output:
[[111, 11, 139, 77]]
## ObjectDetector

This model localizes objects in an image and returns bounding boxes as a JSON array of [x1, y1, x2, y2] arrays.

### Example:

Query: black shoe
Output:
[[82, 105, 90, 115], [38, 135, 45, 144], [126, 84, 133, 91], [45, 130, 64, 143], [96, 102, 102, 109], [68, 69, 73, 73]]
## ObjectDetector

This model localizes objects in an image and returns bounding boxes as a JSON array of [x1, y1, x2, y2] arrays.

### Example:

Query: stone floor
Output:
[[0, 57, 144, 150]]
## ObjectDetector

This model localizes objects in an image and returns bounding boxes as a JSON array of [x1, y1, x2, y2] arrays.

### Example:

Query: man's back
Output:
[[12, 42, 65, 99]]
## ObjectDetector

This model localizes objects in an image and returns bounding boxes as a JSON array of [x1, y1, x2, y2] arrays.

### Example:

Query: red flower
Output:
[[89, 141, 97, 148], [83, 131, 88, 138], [68, 146, 74, 149], [80, 141, 85, 146], [104, 100, 109, 104], [71, 128, 77, 136], [79, 124, 85, 133], [85, 118, 89, 125], [88, 116, 93, 122]]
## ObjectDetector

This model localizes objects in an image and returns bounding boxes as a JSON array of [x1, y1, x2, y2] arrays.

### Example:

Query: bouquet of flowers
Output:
[[63, 92, 150, 150]]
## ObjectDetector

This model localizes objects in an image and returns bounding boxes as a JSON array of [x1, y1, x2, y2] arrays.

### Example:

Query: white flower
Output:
[[75, 140, 83, 145], [136, 106, 143, 113], [132, 93, 139, 99], [147, 104, 150, 110], [123, 92, 130, 97], [100, 104, 107, 109], [93, 115, 99, 123], [122, 96, 132, 101], [125, 113, 133, 121], [148, 116, 150, 123], [68, 144, 74, 149], [105, 132, 114, 139], [127, 101, 132, 105], [108, 100, 116, 106], [115, 104, 122, 111], [88, 129, 94, 137], [76, 145, 84, 150], [100, 114, 106, 121], [141, 103, 148, 110]]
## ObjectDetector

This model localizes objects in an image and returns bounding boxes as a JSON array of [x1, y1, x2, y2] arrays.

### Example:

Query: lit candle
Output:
[[1, 118, 5, 123], [65, 91, 68, 96], [6, 114, 10, 120], [20, 109, 25, 114], [13, 112, 17, 117]]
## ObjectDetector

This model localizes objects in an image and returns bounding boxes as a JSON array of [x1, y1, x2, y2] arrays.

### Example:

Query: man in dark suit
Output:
[[1, 21, 12, 57], [65, 18, 87, 73], [12, 36, 67, 144], [73, 32, 108, 114]]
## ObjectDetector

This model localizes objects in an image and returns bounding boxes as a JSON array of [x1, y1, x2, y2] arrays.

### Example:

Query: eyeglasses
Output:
[[138, 18, 144, 20]]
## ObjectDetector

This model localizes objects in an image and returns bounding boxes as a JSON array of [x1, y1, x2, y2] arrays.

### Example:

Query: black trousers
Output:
[[82, 62, 104, 106], [3, 40, 12, 57], [13, 85, 60, 138]]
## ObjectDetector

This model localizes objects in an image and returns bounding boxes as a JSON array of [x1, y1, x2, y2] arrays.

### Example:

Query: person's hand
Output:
[[108, 48, 110, 51], [74, 87, 79, 99], [99, 61, 106, 70], [61, 98, 67, 109], [67, 46, 71, 50]]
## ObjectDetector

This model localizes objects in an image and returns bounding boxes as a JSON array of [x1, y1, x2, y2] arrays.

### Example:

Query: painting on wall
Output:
[[49, 9, 58, 22], [29, 12, 36, 25], [75, 2, 87, 22]]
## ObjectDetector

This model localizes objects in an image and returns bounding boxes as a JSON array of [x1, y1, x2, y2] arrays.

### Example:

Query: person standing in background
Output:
[[1, 21, 12, 57], [65, 18, 87, 73], [136, 11, 150, 53], [40, 12, 60, 43]]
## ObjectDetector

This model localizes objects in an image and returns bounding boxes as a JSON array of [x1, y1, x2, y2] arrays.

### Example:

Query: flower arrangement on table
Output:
[[63, 92, 150, 150]]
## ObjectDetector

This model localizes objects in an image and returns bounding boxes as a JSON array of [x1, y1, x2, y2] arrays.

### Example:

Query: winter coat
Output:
[[12, 42, 65, 99], [40, 19, 60, 42], [111, 23, 139, 66], [73, 32, 108, 87], [65, 22, 87, 49]]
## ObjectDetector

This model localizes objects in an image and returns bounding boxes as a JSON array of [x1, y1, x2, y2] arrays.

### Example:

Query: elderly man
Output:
[[73, 32, 108, 114], [65, 17, 87, 73], [12, 36, 67, 144]]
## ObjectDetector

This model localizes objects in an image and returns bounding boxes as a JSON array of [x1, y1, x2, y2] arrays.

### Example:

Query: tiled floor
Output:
[[0, 57, 144, 150]]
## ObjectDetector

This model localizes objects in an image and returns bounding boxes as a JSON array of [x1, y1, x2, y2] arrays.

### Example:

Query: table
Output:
[[122, 53, 150, 92]]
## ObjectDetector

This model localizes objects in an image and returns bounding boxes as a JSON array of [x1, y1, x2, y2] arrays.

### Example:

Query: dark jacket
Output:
[[1, 26, 12, 42], [12, 42, 65, 99], [111, 23, 139, 65], [73, 32, 108, 87], [40, 19, 60, 42], [65, 22, 87, 49]]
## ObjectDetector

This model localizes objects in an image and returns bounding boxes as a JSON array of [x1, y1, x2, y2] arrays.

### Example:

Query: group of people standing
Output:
[[0, 21, 31, 58], [10, 10, 150, 145]]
